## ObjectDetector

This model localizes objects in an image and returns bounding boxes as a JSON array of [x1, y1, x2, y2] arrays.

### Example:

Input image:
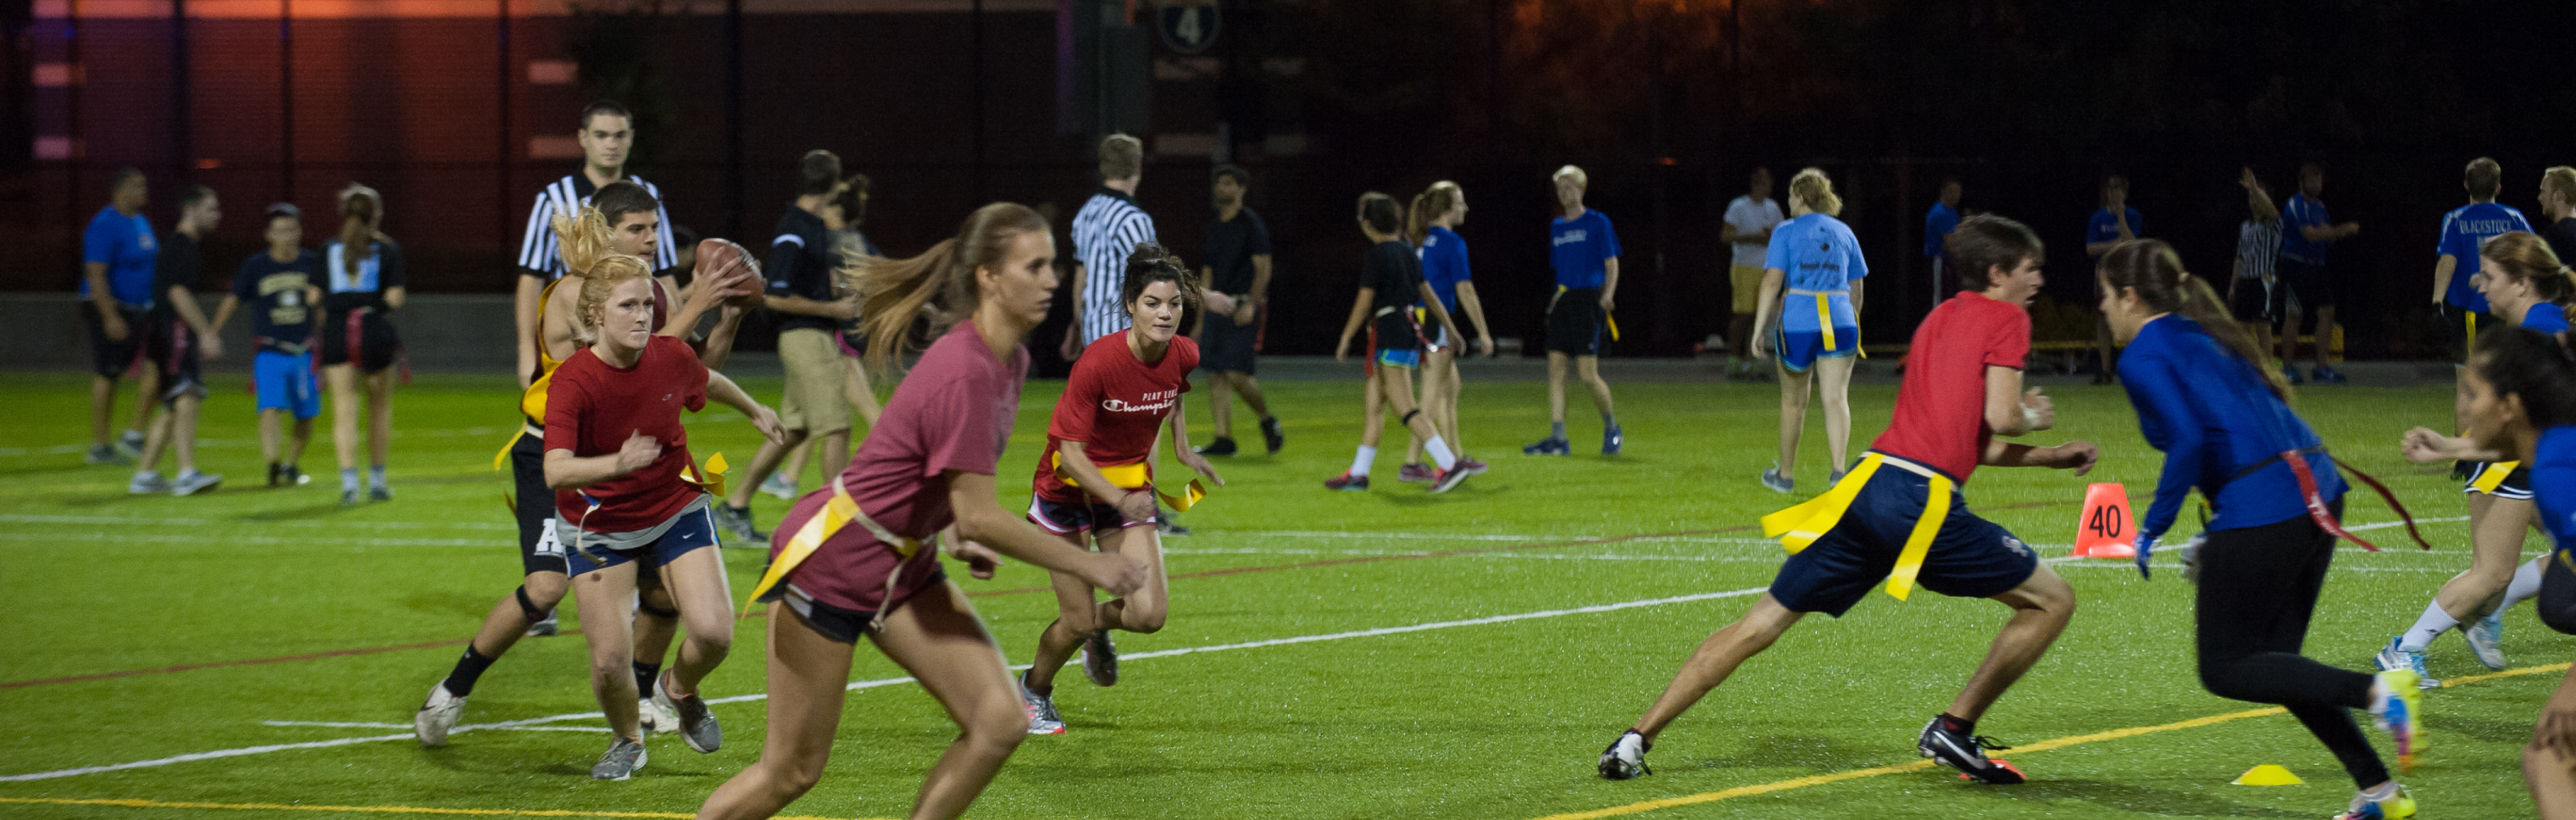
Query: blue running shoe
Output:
[[2373, 637, 2440, 689], [1523, 436, 1572, 456], [2466, 612, 2508, 670], [2312, 364, 2347, 384], [2281, 364, 2306, 385], [1603, 425, 1623, 455]]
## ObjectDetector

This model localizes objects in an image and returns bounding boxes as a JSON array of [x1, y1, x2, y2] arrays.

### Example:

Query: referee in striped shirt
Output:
[[512, 100, 679, 389], [1061, 133, 1158, 362], [2229, 167, 2285, 365]]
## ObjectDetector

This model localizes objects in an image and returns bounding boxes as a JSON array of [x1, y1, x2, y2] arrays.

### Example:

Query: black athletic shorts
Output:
[[2444, 304, 2495, 363], [140, 316, 206, 404], [781, 569, 946, 644], [1202, 308, 1259, 374], [2276, 258, 2334, 313], [1547, 288, 1607, 356], [320, 308, 400, 372], [2226, 278, 2274, 325], [80, 302, 147, 379], [511, 430, 571, 576]]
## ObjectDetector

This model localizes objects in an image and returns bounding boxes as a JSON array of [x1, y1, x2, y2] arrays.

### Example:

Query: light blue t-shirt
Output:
[[1548, 209, 1619, 290], [1418, 225, 1472, 313], [2439, 202, 2534, 313], [80, 206, 158, 305], [1763, 213, 1868, 332], [2086, 207, 2142, 258]]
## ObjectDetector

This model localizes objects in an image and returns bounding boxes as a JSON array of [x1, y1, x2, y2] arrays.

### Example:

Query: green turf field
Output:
[[0, 368, 2551, 819]]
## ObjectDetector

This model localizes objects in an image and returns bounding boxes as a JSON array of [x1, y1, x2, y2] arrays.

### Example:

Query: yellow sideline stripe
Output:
[[0, 797, 882, 820], [1530, 662, 2575, 820]]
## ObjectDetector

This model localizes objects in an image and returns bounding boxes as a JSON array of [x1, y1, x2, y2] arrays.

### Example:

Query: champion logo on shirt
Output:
[[1553, 230, 1588, 246], [1102, 389, 1180, 414]]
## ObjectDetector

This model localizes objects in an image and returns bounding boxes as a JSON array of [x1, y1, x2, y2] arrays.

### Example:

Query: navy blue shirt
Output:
[[2117, 315, 2345, 542], [234, 250, 321, 352], [1549, 209, 1620, 290], [766, 205, 840, 334], [1924, 202, 1959, 259], [2086, 207, 2143, 258]]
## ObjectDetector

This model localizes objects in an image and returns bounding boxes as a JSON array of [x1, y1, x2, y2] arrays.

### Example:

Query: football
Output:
[[694, 237, 765, 308]]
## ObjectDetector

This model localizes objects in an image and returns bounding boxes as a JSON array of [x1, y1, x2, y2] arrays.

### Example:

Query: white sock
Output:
[[1424, 436, 1458, 471], [1349, 446, 1377, 477], [2502, 556, 2547, 612], [2397, 600, 2458, 652]]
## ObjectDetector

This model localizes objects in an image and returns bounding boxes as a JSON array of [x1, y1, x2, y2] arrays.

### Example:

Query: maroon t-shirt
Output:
[[544, 335, 710, 530], [1032, 331, 1196, 503], [776, 320, 1027, 612], [1869, 291, 2030, 483]]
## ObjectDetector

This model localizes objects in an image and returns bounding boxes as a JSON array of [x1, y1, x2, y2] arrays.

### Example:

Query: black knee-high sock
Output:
[[442, 646, 497, 698], [633, 662, 662, 698]]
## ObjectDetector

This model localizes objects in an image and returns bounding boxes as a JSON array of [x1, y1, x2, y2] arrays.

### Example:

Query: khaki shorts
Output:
[[778, 328, 852, 435], [1729, 264, 1766, 314]]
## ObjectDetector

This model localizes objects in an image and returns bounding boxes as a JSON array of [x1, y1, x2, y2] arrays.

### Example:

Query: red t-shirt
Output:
[[1868, 291, 2030, 484], [1032, 331, 1197, 503], [544, 335, 711, 530]]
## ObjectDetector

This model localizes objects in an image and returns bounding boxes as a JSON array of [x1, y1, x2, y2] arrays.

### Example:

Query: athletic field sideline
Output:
[[0, 371, 2552, 818]]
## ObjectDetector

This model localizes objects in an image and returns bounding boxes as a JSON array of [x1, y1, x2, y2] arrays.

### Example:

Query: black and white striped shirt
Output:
[[1070, 186, 1157, 343], [514, 173, 679, 279], [2235, 218, 2280, 282]]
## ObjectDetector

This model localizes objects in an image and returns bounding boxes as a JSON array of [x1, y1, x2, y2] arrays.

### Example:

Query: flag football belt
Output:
[[744, 474, 924, 630], [2218, 446, 2431, 553], [1552, 285, 1619, 341], [1048, 452, 1208, 512], [1759, 452, 1947, 601], [1374, 305, 1440, 352], [1785, 288, 1861, 356]]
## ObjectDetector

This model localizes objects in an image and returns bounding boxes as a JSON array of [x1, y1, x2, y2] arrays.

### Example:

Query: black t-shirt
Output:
[[1364, 240, 1424, 313], [1203, 208, 1272, 296], [321, 237, 406, 314], [234, 249, 321, 351], [149, 231, 203, 324], [2546, 218, 2576, 267], [765, 205, 840, 334]]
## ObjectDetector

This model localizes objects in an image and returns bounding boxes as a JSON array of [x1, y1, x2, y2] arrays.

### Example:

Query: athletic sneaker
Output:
[[172, 469, 222, 496], [1597, 730, 1651, 780], [341, 488, 360, 504], [1455, 456, 1491, 476], [713, 503, 767, 542], [369, 485, 393, 502], [116, 429, 146, 457], [1397, 463, 1435, 483], [526, 612, 559, 636], [2281, 364, 2307, 385], [2369, 668, 2423, 771], [638, 696, 675, 734], [268, 463, 285, 488], [2466, 612, 2509, 670], [1324, 471, 1369, 491], [1604, 425, 1624, 456], [1761, 467, 1794, 495], [2373, 638, 2440, 689], [2312, 365, 2347, 385], [128, 472, 171, 494], [87, 444, 130, 465], [2334, 784, 2418, 820], [287, 466, 310, 486], [1082, 629, 1119, 687], [1260, 416, 1285, 454], [1023, 685, 1066, 735], [414, 682, 465, 747], [591, 736, 647, 780], [1196, 436, 1239, 457], [1918, 718, 2026, 784], [1826, 469, 1848, 486], [1523, 435, 1572, 456], [758, 474, 799, 501], [1430, 466, 1474, 494], [1157, 516, 1191, 537], [654, 673, 721, 753]]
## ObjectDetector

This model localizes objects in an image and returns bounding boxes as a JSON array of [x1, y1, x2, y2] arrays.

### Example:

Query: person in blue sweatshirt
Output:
[[2452, 326, 2576, 817], [2100, 239, 2420, 820]]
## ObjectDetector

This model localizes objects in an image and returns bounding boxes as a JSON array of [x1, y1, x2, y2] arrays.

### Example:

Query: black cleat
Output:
[[1598, 730, 1651, 780], [1259, 416, 1285, 454], [1195, 436, 1239, 457], [1918, 718, 2025, 784]]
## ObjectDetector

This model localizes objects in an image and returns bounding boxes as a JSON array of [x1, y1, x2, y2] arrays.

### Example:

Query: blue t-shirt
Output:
[[2439, 202, 2535, 313], [2531, 425, 2576, 559], [2116, 315, 2345, 543], [2279, 194, 2331, 265], [1548, 209, 1620, 290], [2524, 302, 2570, 335], [2085, 207, 2143, 258], [233, 250, 320, 351], [1763, 213, 1868, 332], [1924, 202, 1960, 259], [1418, 225, 1472, 313], [80, 206, 158, 306]]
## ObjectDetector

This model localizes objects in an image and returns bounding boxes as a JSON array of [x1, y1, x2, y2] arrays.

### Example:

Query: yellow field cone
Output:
[[2233, 764, 2304, 786]]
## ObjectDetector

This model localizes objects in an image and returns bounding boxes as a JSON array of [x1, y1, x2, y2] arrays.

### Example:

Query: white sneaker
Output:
[[414, 682, 466, 747], [2465, 612, 2509, 671], [759, 474, 800, 501], [128, 472, 171, 494], [172, 469, 223, 496], [638, 696, 678, 734]]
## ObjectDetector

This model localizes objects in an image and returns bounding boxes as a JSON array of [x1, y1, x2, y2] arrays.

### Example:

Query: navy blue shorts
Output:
[[1768, 467, 2039, 617], [564, 501, 720, 579], [1027, 493, 1153, 535]]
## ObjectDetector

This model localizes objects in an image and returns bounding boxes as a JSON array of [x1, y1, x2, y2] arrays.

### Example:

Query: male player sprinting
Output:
[[1601, 214, 2096, 784]]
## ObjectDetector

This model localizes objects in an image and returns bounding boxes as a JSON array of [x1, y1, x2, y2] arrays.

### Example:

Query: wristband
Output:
[[2021, 405, 2044, 430]]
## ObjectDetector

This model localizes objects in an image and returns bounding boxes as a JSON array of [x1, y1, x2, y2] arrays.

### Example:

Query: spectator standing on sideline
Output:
[[513, 100, 680, 392], [761, 174, 888, 502], [1924, 177, 1963, 307], [2082, 175, 2142, 385], [209, 203, 324, 488], [2542, 167, 2576, 263], [80, 168, 162, 464], [1064, 133, 1158, 359], [716, 151, 858, 543], [1522, 165, 1624, 457], [2278, 163, 2359, 384], [1721, 167, 1785, 382], [2229, 168, 2285, 370], [129, 185, 225, 496], [1194, 163, 1284, 458], [2435, 158, 2534, 358]]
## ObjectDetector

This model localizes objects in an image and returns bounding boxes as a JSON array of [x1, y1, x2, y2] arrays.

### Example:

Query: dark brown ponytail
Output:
[[2100, 238, 2290, 400]]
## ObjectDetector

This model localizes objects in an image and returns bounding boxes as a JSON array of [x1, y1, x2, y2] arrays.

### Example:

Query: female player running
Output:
[[2098, 239, 2420, 820], [697, 203, 1145, 820], [545, 252, 783, 779], [319, 183, 405, 503], [2457, 328, 2576, 817], [1396, 181, 1495, 482], [1326, 192, 1474, 493], [1018, 243, 1224, 734], [2385, 230, 2574, 683], [1752, 168, 1866, 494]]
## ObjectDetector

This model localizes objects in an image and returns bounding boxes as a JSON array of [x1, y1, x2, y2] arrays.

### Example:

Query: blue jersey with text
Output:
[[2440, 202, 2535, 313], [1548, 209, 1620, 290], [1764, 213, 1868, 332]]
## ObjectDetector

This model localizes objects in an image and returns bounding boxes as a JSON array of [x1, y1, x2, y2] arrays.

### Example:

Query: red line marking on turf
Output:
[[2, 501, 2071, 690]]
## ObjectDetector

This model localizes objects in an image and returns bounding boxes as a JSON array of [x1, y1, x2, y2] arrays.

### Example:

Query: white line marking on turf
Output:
[[0, 514, 516, 531], [3, 588, 1767, 782], [0, 533, 490, 547], [263, 721, 605, 733]]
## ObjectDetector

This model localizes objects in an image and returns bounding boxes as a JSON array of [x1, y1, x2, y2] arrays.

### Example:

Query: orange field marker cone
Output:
[[2073, 483, 2137, 558], [2233, 764, 2305, 786]]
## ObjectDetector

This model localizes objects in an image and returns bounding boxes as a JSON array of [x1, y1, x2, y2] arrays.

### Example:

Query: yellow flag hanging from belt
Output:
[[1758, 453, 1952, 601]]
